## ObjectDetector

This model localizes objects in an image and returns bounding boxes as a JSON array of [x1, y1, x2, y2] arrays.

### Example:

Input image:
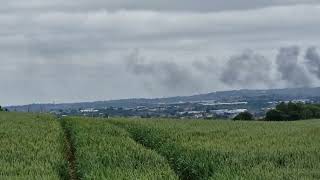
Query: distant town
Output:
[[51, 99, 316, 119], [7, 87, 320, 119]]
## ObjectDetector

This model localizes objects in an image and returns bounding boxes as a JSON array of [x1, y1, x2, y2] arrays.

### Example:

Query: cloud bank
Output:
[[0, 1, 320, 105]]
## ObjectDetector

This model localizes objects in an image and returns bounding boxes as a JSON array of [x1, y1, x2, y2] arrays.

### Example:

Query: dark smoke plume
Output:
[[305, 47, 320, 79], [220, 50, 272, 87], [276, 46, 311, 87], [125, 49, 202, 92], [127, 46, 318, 93]]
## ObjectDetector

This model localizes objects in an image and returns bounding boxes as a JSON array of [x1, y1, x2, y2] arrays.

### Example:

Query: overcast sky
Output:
[[1, 0, 320, 105]]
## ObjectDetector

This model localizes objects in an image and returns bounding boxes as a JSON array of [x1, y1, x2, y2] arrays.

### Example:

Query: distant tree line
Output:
[[265, 102, 320, 121], [233, 102, 320, 121], [233, 111, 254, 121], [0, 106, 9, 112]]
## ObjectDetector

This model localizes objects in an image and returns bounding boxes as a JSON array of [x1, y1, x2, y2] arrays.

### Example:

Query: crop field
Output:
[[111, 119, 320, 180], [0, 112, 67, 179], [63, 117, 177, 179], [0, 112, 319, 180]]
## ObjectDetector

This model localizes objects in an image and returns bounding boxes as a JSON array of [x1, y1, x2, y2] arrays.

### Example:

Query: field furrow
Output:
[[111, 119, 320, 180], [64, 117, 178, 180], [60, 118, 80, 180], [1, 112, 319, 180]]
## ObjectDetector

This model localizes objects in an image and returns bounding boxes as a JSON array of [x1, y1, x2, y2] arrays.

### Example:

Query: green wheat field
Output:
[[0, 112, 319, 179]]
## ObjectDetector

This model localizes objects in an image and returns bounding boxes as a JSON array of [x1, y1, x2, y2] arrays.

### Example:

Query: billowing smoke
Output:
[[126, 46, 319, 94], [276, 46, 311, 87], [125, 49, 202, 93], [305, 47, 320, 79], [220, 50, 273, 88], [124, 49, 155, 75]]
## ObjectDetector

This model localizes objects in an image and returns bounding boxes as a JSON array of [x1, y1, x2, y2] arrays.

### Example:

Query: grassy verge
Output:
[[0, 112, 67, 179], [111, 118, 320, 180], [64, 117, 178, 179]]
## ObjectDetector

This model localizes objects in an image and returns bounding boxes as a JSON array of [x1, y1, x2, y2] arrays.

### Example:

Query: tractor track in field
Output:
[[109, 122, 181, 179], [60, 118, 79, 180]]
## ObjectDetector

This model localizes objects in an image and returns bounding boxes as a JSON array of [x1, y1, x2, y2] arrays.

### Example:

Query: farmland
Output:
[[0, 112, 67, 179], [111, 119, 320, 179], [0, 112, 319, 179], [63, 117, 177, 179]]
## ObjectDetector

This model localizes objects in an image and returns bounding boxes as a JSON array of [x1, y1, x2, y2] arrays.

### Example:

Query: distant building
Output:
[[80, 108, 99, 113], [211, 109, 248, 118]]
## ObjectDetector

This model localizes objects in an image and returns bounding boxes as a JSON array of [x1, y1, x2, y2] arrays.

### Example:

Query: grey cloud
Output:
[[1, 5, 320, 55], [220, 50, 273, 88], [192, 57, 217, 73], [0, 59, 139, 105], [1, 0, 320, 105], [276, 46, 311, 87], [305, 47, 320, 79], [2, 0, 319, 13]]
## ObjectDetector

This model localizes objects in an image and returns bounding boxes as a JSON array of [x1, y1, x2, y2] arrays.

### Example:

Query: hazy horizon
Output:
[[1, 1, 320, 105], [5, 86, 320, 107]]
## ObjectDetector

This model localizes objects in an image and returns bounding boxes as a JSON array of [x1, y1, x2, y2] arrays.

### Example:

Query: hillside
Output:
[[7, 87, 320, 112]]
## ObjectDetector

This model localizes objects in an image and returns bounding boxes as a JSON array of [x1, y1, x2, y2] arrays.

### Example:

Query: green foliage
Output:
[[0, 112, 67, 179], [265, 109, 287, 121], [233, 111, 254, 121], [63, 117, 178, 179], [111, 118, 320, 180], [266, 102, 320, 121], [0, 106, 9, 112]]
